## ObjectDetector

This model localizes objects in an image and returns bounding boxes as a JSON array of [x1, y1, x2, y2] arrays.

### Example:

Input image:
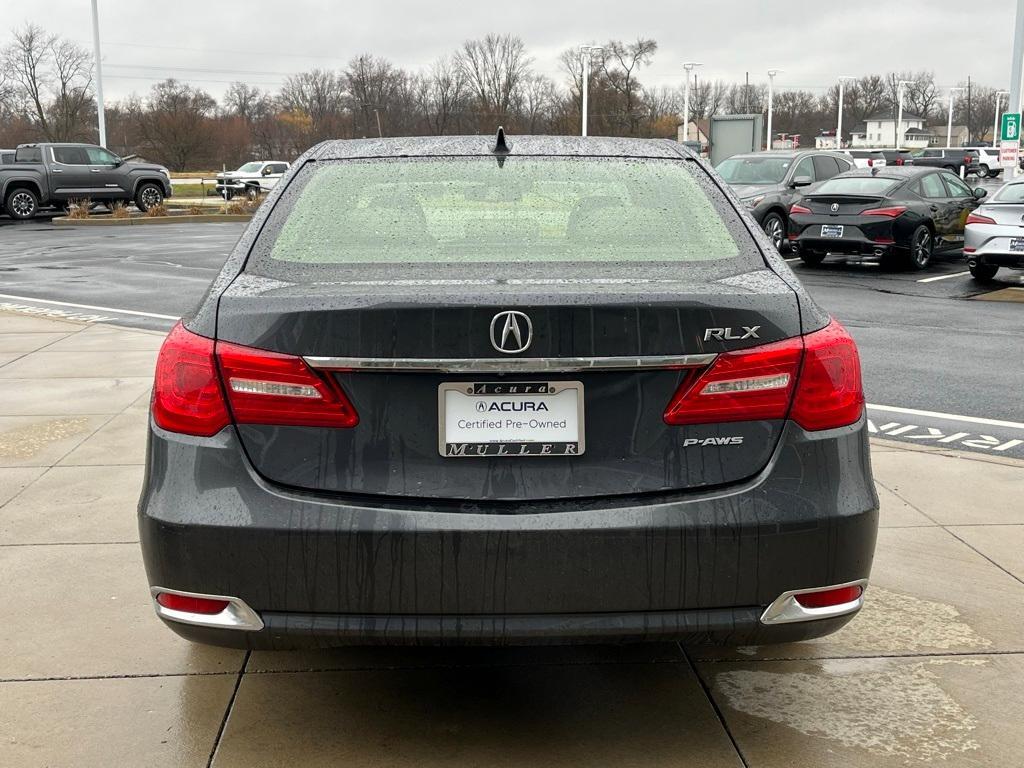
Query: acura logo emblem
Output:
[[830, 203, 839, 212], [490, 310, 532, 354]]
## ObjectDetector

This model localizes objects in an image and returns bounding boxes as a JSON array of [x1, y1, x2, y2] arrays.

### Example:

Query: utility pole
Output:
[[766, 69, 782, 151], [994, 90, 1009, 146], [744, 71, 750, 113], [966, 75, 972, 145], [1010, 0, 1024, 176], [682, 62, 704, 143], [895, 79, 913, 148], [836, 75, 854, 150], [947, 88, 964, 148], [90, 0, 106, 148], [580, 46, 604, 137]]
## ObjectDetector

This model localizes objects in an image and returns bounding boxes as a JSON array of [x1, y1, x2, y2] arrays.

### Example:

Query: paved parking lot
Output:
[[1, 311, 1022, 767]]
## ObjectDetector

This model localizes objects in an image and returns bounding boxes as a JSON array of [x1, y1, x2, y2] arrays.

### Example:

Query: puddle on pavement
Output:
[[0, 417, 92, 459], [834, 587, 992, 654], [716, 658, 984, 763]]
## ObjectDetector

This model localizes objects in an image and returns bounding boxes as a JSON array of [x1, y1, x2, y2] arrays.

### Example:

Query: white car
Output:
[[215, 161, 290, 200], [847, 150, 887, 169], [971, 147, 1002, 179]]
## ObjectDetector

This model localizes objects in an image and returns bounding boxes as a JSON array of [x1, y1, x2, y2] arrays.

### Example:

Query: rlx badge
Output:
[[704, 326, 761, 341]]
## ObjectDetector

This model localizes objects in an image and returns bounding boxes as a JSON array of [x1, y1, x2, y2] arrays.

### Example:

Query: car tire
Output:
[[907, 225, 933, 270], [798, 248, 826, 266], [969, 262, 999, 282], [245, 185, 260, 201], [135, 182, 164, 212], [987, 169, 1001, 179], [978, 164, 990, 177], [761, 212, 786, 252], [5, 187, 39, 220]]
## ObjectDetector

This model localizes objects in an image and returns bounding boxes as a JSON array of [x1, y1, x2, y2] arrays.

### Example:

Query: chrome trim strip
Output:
[[150, 586, 264, 631], [759, 579, 868, 626], [304, 354, 716, 373]]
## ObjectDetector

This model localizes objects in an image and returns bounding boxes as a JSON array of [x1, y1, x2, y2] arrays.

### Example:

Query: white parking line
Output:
[[867, 403, 1024, 431], [0, 293, 179, 320], [916, 271, 970, 283]]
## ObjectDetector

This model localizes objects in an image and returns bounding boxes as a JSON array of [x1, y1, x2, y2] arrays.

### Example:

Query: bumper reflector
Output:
[[760, 580, 867, 625], [151, 587, 264, 631]]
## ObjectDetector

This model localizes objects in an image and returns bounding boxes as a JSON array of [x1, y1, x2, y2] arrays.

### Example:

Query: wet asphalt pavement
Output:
[[0, 208, 1022, 457]]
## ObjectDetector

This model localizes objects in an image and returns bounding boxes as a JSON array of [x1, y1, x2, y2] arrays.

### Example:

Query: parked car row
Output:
[[964, 180, 1024, 282], [716, 150, 989, 272]]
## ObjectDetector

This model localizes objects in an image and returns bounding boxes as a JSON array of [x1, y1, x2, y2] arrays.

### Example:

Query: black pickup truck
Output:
[[0, 143, 172, 219]]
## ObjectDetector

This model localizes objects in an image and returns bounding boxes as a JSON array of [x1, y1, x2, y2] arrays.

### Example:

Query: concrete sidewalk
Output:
[[0, 310, 1022, 768]]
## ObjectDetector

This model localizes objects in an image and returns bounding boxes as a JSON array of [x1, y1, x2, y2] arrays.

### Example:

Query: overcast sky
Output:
[[8, 0, 1017, 102]]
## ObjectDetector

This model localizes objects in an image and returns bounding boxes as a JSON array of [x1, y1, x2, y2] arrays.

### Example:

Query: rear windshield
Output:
[[812, 177, 900, 195], [715, 155, 792, 184], [15, 147, 41, 163], [991, 183, 1024, 203], [248, 156, 754, 280]]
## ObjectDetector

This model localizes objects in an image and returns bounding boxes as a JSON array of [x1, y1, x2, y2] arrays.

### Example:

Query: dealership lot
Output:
[[0, 311, 1022, 766]]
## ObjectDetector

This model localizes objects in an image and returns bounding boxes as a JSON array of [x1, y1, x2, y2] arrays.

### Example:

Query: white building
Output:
[[850, 113, 926, 148]]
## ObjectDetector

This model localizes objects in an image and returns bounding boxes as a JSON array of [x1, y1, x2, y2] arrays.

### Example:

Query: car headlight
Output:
[[743, 195, 765, 209], [159, 168, 171, 179]]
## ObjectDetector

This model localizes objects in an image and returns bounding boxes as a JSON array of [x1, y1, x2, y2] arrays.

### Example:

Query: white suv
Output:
[[972, 147, 1002, 178]]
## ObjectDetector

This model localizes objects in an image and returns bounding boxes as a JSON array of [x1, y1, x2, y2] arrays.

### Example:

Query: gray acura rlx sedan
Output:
[[139, 133, 878, 649]]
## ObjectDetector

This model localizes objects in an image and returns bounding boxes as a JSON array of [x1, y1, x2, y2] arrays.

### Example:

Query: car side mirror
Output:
[[262, 167, 272, 176], [791, 175, 813, 188], [974, 188, 987, 200]]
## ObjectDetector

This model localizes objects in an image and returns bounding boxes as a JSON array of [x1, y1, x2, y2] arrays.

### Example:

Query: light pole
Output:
[[90, 0, 106, 148], [682, 62, 704, 143], [994, 90, 1009, 146], [836, 75, 854, 150], [946, 87, 965, 148], [766, 69, 782, 150], [361, 104, 383, 137], [895, 79, 914, 148], [579, 46, 603, 137]]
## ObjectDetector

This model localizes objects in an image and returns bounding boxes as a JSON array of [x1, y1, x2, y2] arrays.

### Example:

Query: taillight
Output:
[[151, 322, 358, 435], [217, 342, 359, 428], [789, 320, 864, 431], [894, 157, 904, 166], [866, 158, 874, 167], [790, 203, 811, 215], [966, 212, 996, 226], [152, 322, 230, 437], [664, 337, 802, 425], [861, 206, 907, 217], [663, 319, 863, 431]]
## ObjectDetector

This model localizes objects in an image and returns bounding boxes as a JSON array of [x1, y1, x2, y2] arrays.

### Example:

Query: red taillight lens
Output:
[[866, 158, 874, 167], [664, 337, 802, 426], [790, 320, 864, 431], [664, 320, 863, 431], [152, 322, 230, 437], [156, 592, 229, 615], [217, 342, 358, 428], [861, 206, 907, 217], [895, 158, 904, 166], [966, 212, 996, 226], [790, 203, 811, 215], [794, 585, 863, 609]]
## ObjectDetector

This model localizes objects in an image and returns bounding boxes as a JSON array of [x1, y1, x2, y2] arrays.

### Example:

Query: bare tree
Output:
[[136, 79, 217, 170], [416, 56, 467, 135], [279, 69, 347, 137], [598, 38, 657, 134], [3, 23, 94, 141], [455, 33, 532, 127], [224, 82, 271, 122], [345, 54, 405, 136]]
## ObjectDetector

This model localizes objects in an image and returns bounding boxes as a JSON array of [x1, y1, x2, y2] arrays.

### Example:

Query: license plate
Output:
[[1011, 238, 1024, 252], [821, 224, 844, 238], [438, 381, 584, 457]]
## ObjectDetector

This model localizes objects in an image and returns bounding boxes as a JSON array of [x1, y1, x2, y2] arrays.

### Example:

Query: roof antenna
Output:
[[493, 126, 510, 154]]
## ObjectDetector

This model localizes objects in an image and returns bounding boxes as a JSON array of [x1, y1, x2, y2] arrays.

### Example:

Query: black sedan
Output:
[[140, 133, 876, 649], [788, 167, 987, 269]]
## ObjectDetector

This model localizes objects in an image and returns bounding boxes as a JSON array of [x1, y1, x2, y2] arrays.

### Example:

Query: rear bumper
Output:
[[790, 218, 901, 255], [138, 417, 878, 648]]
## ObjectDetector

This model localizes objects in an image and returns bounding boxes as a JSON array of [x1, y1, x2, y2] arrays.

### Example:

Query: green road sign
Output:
[[1001, 113, 1021, 142]]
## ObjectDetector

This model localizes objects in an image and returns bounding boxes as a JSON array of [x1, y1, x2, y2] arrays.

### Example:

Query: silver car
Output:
[[965, 180, 1024, 282]]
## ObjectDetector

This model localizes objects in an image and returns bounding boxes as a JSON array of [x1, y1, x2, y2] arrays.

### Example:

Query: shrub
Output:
[[110, 202, 130, 219], [143, 203, 169, 217], [67, 199, 91, 219], [223, 201, 247, 215]]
